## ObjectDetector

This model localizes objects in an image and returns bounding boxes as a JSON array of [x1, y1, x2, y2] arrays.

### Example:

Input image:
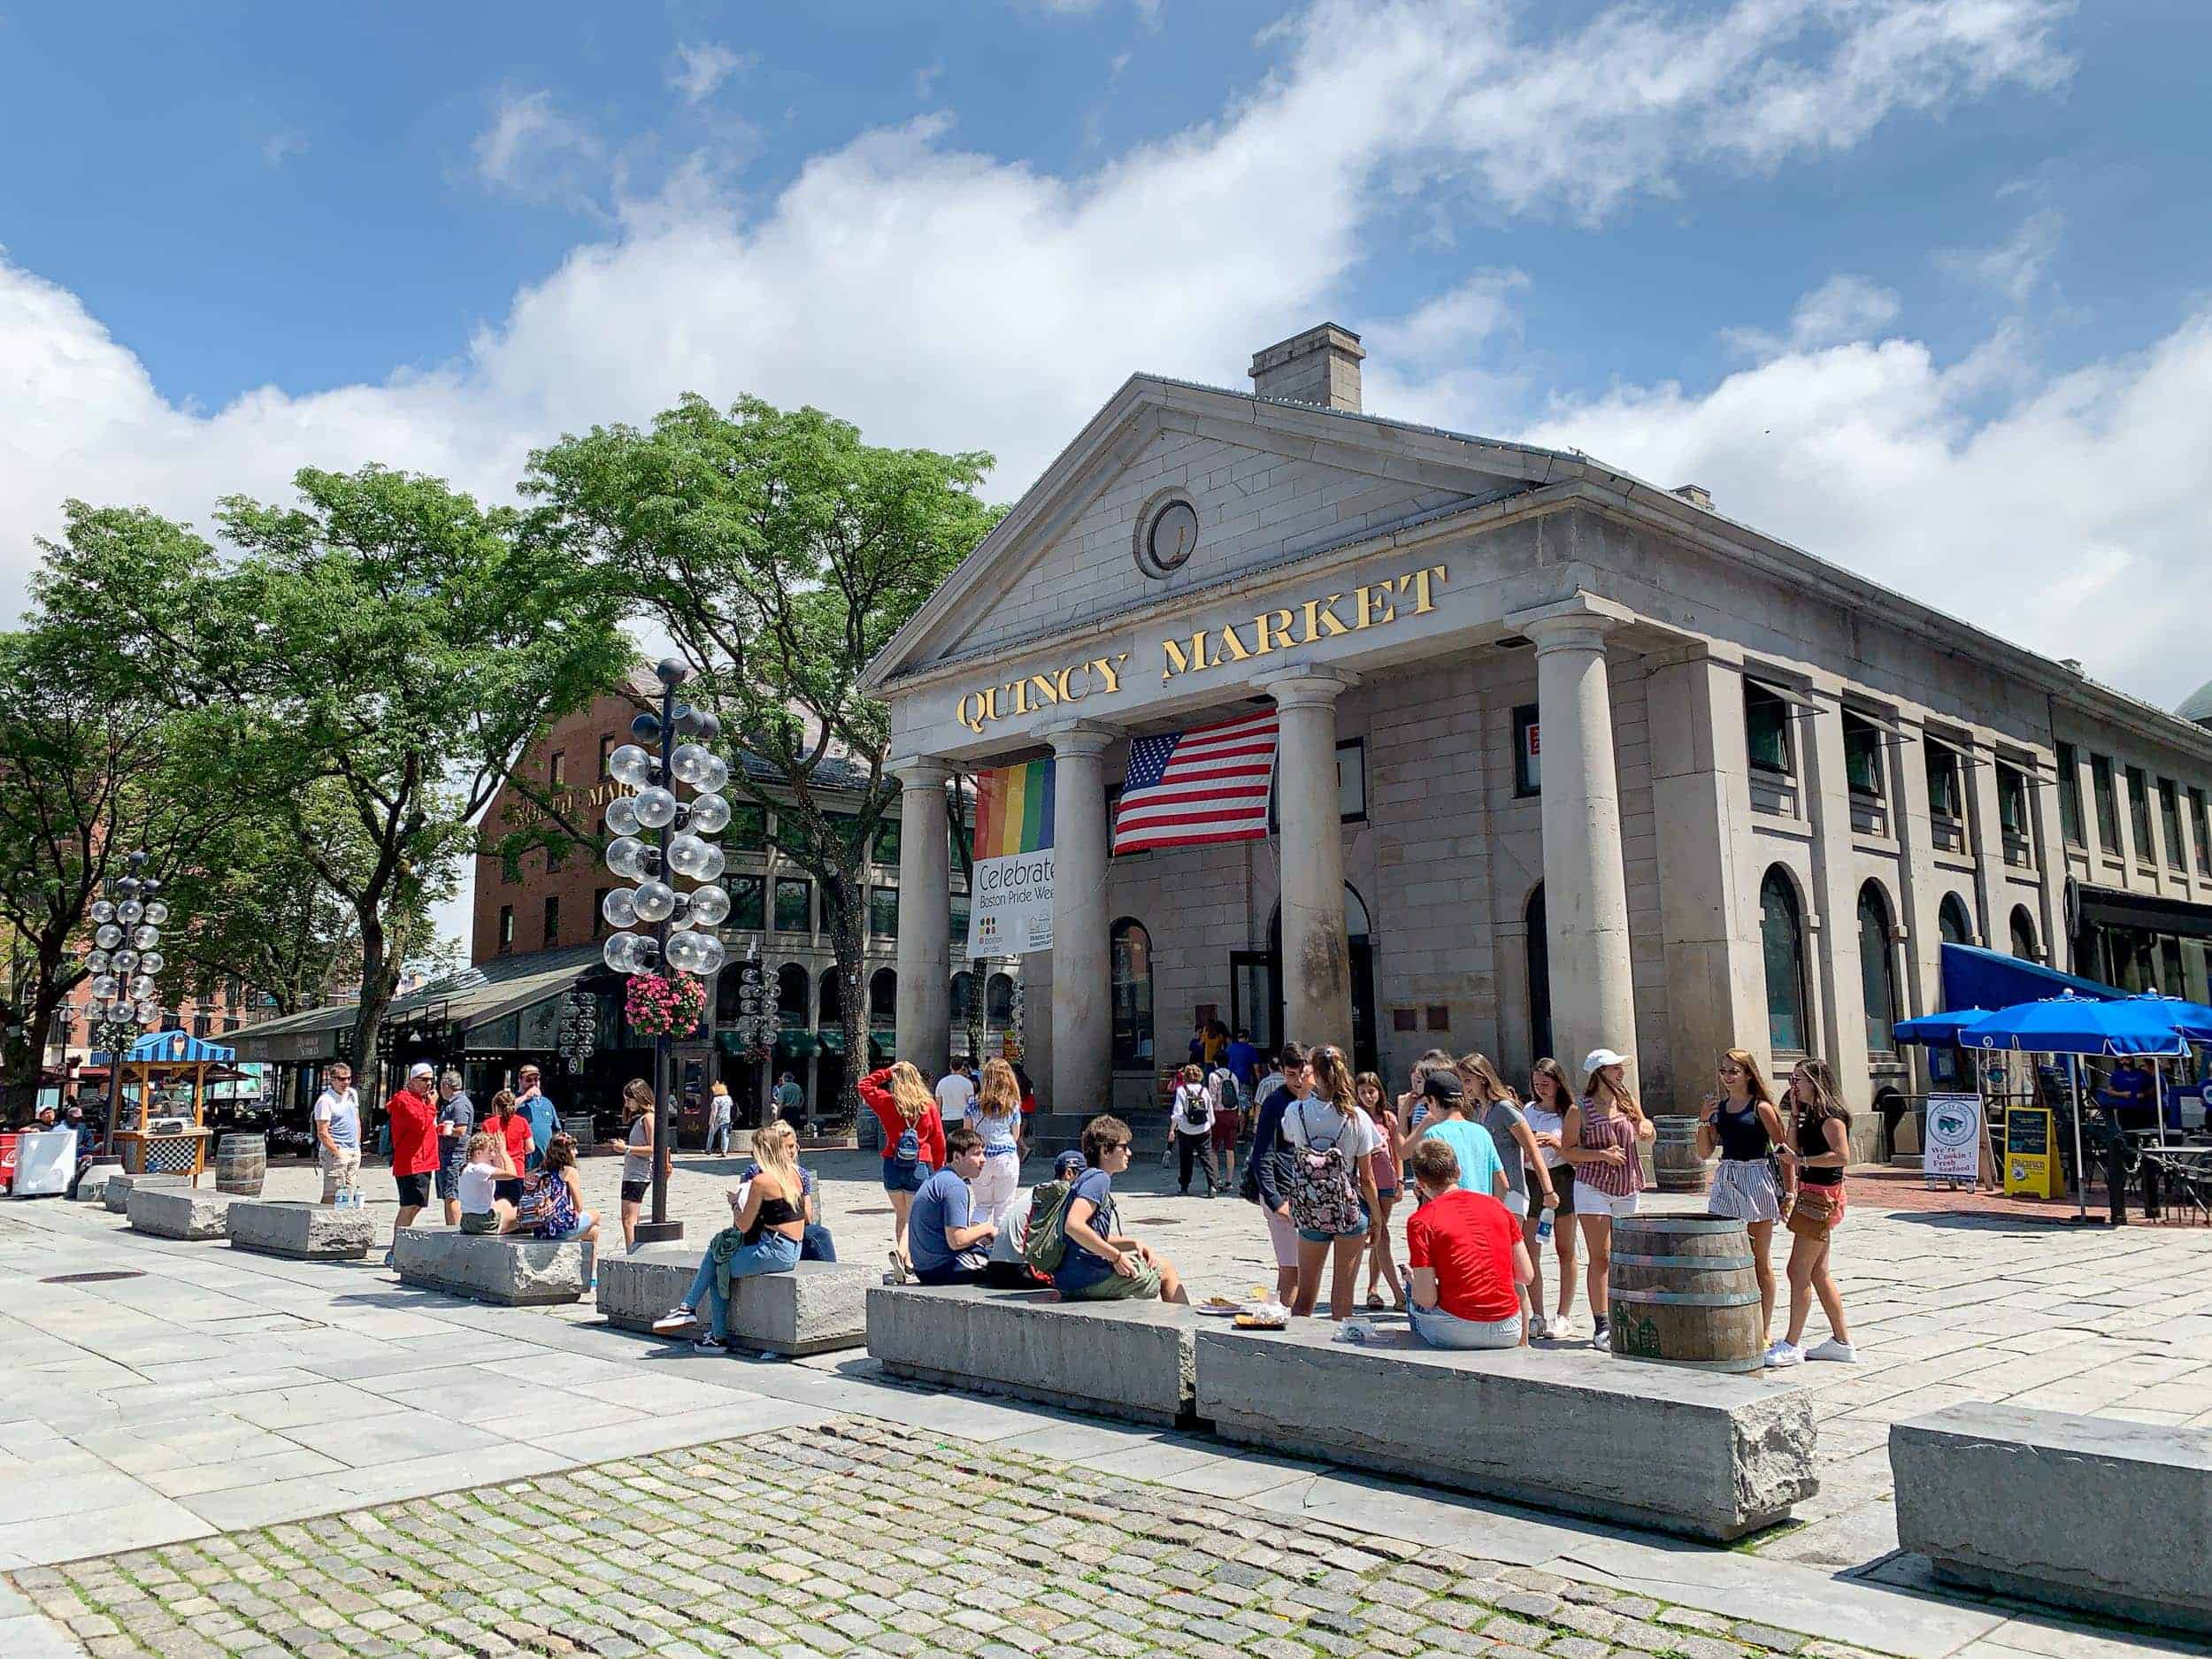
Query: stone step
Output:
[[393, 1227, 590, 1306]]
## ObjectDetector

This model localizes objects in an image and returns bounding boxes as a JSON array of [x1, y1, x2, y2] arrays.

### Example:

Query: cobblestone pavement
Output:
[[14, 1417, 1886, 1659]]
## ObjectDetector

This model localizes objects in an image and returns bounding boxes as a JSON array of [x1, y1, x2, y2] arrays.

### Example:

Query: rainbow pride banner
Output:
[[966, 758, 1056, 957]]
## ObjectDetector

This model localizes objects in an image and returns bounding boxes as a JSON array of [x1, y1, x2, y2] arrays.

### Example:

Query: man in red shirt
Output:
[[385, 1062, 441, 1266], [1404, 1137, 1532, 1349]]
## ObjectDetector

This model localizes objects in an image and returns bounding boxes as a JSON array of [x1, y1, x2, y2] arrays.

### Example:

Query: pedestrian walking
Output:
[[384, 1062, 440, 1268], [312, 1063, 361, 1207], [434, 1071, 475, 1227], [1697, 1048, 1788, 1340], [513, 1064, 562, 1171], [1356, 1071, 1405, 1310], [859, 1060, 946, 1275], [1208, 1057, 1245, 1194], [1767, 1058, 1858, 1367], [772, 1071, 804, 1127], [1461, 1053, 1558, 1333], [1225, 1027, 1259, 1094], [966, 1058, 1025, 1232], [1283, 1045, 1382, 1321], [1522, 1056, 1580, 1339], [705, 1081, 733, 1155], [1054, 1115, 1187, 1304], [603, 1079, 665, 1254], [1245, 1041, 1305, 1305], [934, 1059, 976, 1126], [1558, 1047, 1653, 1351], [1171, 1064, 1220, 1195]]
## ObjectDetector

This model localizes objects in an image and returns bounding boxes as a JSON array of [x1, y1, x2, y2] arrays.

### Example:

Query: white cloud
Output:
[[471, 88, 603, 204], [670, 42, 751, 105], [262, 131, 307, 168], [1940, 205, 2064, 305], [915, 59, 945, 99], [1724, 273, 1901, 357]]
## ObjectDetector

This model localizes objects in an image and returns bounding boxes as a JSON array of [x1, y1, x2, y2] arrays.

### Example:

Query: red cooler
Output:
[[0, 1133, 18, 1193]]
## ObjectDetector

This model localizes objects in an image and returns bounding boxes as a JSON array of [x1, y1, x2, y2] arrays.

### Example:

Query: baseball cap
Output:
[[1053, 1149, 1086, 1179], [1422, 1070, 1463, 1104], [1583, 1048, 1630, 1072], [407, 1061, 436, 1080]]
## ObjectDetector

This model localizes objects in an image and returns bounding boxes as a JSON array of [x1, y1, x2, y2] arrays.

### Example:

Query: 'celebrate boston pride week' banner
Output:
[[964, 758, 1055, 957]]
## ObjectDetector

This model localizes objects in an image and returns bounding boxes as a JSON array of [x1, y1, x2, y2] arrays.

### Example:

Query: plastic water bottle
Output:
[[1338, 1316, 1374, 1345], [1536, 1211, 1554, 1241]]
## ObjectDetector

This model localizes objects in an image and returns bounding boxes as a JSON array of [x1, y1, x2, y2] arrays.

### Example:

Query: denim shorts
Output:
[[881, 1156, 927, 1194], [1297, 1215, 1371, 1244]]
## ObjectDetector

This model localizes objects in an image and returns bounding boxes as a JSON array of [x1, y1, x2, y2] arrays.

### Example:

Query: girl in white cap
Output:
[[1558, 1047, 1652, 1352]]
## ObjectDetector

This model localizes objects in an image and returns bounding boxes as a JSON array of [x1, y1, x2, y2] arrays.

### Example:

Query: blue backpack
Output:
[[893, 1117, 921, 1166]]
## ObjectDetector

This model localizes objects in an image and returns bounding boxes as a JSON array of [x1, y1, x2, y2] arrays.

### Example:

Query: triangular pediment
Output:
[[865, 376, 1563, 689]]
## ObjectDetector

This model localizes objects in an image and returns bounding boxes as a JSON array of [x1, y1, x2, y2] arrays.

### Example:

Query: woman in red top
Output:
[[482, 1090, 534, 1206], [859, 1061, 945, 1272]]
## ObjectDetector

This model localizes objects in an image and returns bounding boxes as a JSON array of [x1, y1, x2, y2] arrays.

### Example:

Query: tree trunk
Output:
[[350, 905, 392, 1117], [822, 861, 869, 1134]]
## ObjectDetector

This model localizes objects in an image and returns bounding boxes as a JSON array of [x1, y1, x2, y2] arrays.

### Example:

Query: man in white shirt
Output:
[[313, 1063, 362, 1207], [934, 1060, 976, 1125]]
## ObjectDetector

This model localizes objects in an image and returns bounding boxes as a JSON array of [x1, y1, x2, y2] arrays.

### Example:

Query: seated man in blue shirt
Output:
[[906, 1126, 997, 1286]]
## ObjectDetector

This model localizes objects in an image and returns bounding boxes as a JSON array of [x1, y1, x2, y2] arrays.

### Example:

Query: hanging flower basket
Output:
[[626, 972, 707, 1040]]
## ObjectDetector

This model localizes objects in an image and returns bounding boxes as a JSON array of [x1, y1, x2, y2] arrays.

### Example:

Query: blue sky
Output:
[[5, 0, 2211, 716]]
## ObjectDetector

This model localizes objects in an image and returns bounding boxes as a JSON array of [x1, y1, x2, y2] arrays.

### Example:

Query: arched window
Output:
[[1761, 866, 1810, 1055], [986, 972, 1014, 1024], [818, 968, 842, 1025], [951, 972, 976, 1023], [1857, 882, 1897, 1054], [869, 968, 897, 1026], [775, 964, 810, 1023], [2009, 907, 2039, 963], [1110, 918, 1155, 1070], [1939, 894, 1974, 947], [1525, 884, 1552, 1064]]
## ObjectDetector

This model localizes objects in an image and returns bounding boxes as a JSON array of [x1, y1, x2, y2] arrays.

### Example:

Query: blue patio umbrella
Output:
[[1892, 1009, 1993, 1047]]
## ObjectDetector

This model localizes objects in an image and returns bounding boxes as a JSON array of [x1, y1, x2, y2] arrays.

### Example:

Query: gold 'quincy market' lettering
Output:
[[956, 654, 1131, 733]]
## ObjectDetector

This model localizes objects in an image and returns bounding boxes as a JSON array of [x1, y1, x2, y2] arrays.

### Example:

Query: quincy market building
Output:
[[864, 324, 2212, 1153]]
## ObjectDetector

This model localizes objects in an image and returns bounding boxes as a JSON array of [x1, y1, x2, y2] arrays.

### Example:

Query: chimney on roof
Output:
[[1671, 483, 1713, 510], [1249, 323, 1364, 413]]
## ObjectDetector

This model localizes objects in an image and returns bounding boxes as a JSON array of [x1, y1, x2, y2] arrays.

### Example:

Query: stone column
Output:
[[1257, 666, 1357, 1051], [1964, 735, 2005, 950], [889, 758, 952, 1079], [1046, 723, 1116, 1116], [1801, 680, 1870, 1121], [1525, 614, 1637, 1083]]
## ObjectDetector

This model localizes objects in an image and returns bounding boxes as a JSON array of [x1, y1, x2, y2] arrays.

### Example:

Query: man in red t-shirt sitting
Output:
[[384, 1062, 441, 1267], [1404, 1137, 1532, 1349]]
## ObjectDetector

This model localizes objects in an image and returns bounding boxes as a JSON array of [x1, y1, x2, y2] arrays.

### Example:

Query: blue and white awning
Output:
[[88, 1029, 236, 1066]]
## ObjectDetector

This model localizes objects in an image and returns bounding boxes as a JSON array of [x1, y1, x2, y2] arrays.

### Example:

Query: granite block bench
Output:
[[104, 1171, 187, 1215], [392, 1226, 590, 1307], [73, 1161, 124, 1204], [227, 1199, 375, 1261], [1194, 1321, 1815, 1541], [1893, 1404, 2212, 1632], [597, 1248, 871, 1355], [867, 1283, 1197, 1425], [127, 1186, 234, 1240]]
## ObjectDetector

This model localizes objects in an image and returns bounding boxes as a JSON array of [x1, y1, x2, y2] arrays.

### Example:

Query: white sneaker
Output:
[[1806, 1338, 1857, 1363], [650, 1307, 698, 1335], [1527, 1314, 1550, 1341], [1764, 1340, 1805, 1369], [884, 1248, 911, 1286], [1548, 1314, 1578, 1341]]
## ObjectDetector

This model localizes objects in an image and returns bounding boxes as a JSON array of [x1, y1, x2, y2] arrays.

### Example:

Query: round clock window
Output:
[[1141, 499, 1200, 576]]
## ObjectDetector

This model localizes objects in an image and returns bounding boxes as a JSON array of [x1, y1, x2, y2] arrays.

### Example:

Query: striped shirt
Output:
[[1574, 1101, 1645, 1199]]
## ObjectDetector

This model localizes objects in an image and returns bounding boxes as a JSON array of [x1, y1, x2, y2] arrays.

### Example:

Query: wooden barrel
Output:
[[213, 1133, 267, 1198], [1606, 1214, 1763, 1371], [1650, 1114, 1711, 1194]]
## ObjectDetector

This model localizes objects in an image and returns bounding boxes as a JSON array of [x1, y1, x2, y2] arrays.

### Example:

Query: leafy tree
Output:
[[525, 395, 1000, 1119], [35, 472, 629, 1087]]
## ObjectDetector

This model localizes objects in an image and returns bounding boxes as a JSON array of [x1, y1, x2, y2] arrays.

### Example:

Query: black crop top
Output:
[[742, 1194, 803, 1245]]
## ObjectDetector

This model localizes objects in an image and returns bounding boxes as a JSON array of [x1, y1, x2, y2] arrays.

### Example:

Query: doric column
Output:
[[889, 757, 951, 1079], [1046, 722, 1116, 1117], [1257, 666, 1357, 1051], [1525, 613, 1637, 1082]]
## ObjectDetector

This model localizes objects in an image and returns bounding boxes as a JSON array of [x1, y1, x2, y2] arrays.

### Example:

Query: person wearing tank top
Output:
[[1557, 1048, 1654, 1352], [1767, 1059, 1858, 1368], [1521, 1058, 1583, 1340], [1696, 1048, 1789, 1340]]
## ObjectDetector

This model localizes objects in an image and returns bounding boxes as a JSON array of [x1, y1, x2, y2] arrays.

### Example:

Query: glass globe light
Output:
[[601, 887, 640, 931], [134, 1002, 159, 1025], [130, 975, 157, 1000], [139, 951, 165, 975], [132, 926, 160, 949], [699, 755, 730, 794], [608, 743, 654, 787], [687, 793, 731, 834], [90, 900, 116, 925], [688, 884, 731, 927], [91, 976, 118, 1001], [601, 932, 639, 972], [670, 743, 716, 787], [633, 786, 678, 829], [116, 877, 141, 900], [692, 844, 726, 882], [631, 880, 677, 923], [603, 795, 641, 839], [118, 901, 144, 925], [95, 925, 123, 950], [111, 949, 140, 972], [107, 998, 134, 1021], [84, 949, 111, 973], [690, 935, 726, 975], [664, 930, 713, 973], [665, 833, 713, 879], [142, 901, 169, 926], [605, 837, 649, 880]]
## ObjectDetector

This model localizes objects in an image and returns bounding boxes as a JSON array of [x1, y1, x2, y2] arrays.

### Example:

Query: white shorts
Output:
[[1576, 1185, 1640, 1219], [1501, 1187, 1530, 1219], [1709, 1158, 1783, 1223], [1263, 1205, 1300, 1270]]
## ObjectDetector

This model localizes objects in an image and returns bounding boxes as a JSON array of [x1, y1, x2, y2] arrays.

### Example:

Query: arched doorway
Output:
[[1246, 887, 1377, 1074]]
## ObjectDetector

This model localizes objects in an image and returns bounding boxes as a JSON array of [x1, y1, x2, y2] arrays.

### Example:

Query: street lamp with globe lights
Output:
[[83, 850, 176, 1152], [598, 659, 731, 1243]]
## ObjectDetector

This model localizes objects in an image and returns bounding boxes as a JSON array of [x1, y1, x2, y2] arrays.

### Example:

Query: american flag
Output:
[[1112, 709, 1280, 855]]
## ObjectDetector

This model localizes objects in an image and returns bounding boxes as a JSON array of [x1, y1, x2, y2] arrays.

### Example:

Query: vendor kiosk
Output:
[[93, 1031, 239, 1184]]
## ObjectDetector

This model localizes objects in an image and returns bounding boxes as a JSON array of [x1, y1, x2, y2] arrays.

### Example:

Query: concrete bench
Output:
[[73, 1161, 124, 1204], [392, 1227, 590, 1307], [597, 1248, 871, 1355], [1893, 1405, 2212, 1632], [104, 1171, 186, 1214], [127, 1186, 234, 1240], [867, 1284, 1197, 1425], [226, 1199, 375, 1261], [1194, 1321, 1815, 1541]]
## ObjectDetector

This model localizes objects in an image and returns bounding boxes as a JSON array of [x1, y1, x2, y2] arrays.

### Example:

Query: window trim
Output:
[[1743, 680, 1800, 779], [1924, 739, 1966, 825], [2091, 754, 2122, 850], [549, 750, 567, 787], [869, 883, 899, 940], [2159, 777, 2186, 870], [2126, 764, 2154, 863], [497, 905, 515, 956], [1512, 703, 1540, 797], [541, 894, 560, 949]]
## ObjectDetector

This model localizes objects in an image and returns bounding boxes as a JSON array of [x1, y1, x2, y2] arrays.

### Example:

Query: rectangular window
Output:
[[498, 906, 515, 955], [592, 887, 611, 940], [1337, 737, 1366, 823], [597, 733, 615, 779], [774, 877, 811, 934], [2193, 787, 2211, 872], [549, 750, 567, 787], [732, 874, 765, 932], [874, 818, 902, 868], [2161, 778, 2185, 868], [2055, 742, 2084, 845], [546, 839, 567, 872], [2127, 765, 2154, 862], [1924, 743, 1962, 823], [2092, 755, 2120, 850], [1744, 683, 1792, 775], [1997, 764, 2029, 837], [731, 803, 768, 852], [1842, 714, 1884, 798], [870, 885, 899, 939], [1513, 704, 1540, 796], [541, 895, 560, 948]]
